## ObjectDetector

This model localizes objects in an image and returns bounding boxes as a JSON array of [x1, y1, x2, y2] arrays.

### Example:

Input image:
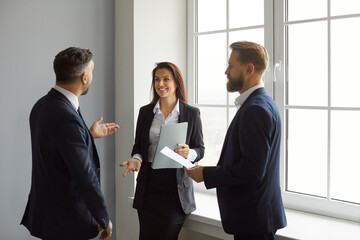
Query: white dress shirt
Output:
[[234, 84, 264, 110], [53, 85, 79, 111], [133, 99, 197, 163]]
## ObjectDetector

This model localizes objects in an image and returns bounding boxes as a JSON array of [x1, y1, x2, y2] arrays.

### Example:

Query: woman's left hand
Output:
[[174, 143, 189, 158]]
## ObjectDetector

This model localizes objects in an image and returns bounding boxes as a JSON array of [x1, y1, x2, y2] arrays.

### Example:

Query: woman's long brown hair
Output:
[[150, 62, 188, 104]]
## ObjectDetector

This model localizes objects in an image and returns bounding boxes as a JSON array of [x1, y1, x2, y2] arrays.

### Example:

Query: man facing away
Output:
[[186, 41, 287, 240], [21, 47, 119, 240]]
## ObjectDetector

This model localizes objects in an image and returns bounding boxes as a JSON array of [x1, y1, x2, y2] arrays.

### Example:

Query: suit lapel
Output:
[[145, 105, 155, 134], [179, 101, 186, 123], [49, 88, 75, 112], [177, 102, 186, 181], [77, 110, 100, 169], [217, 88, 265, 166], [217, 119, 234, 166], [49, 88, 100, 168], [241, 87, 266, 107], [144, 105, 156, 162]]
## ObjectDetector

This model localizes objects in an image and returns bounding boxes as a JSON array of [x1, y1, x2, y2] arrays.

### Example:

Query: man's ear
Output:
[[81, 73, 87, 85], [246, 63, 255, 75]]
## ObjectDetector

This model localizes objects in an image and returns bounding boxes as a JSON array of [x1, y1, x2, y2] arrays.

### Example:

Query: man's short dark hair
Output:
[[53, 47, 93, 84]]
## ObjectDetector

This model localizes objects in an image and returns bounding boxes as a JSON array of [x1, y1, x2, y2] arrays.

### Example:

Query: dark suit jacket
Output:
[[21, 88, 109, 240], [203, 88, 287, 235], [132, 101, 204, 214]]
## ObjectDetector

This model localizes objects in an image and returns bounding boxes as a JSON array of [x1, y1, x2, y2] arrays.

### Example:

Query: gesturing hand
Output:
[[119, 158, 141, 177], [89, 117, 119, 139]]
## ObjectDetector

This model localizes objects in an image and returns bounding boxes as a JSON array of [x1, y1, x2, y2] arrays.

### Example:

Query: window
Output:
[[189, 0, 360, 222], [187, 0, 272, 167]]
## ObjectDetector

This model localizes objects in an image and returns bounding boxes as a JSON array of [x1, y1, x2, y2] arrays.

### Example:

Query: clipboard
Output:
[[151, 122, 188, 169]]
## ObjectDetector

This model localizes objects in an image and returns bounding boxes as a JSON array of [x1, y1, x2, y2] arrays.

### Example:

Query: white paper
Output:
[[160, 146, 195, 168]]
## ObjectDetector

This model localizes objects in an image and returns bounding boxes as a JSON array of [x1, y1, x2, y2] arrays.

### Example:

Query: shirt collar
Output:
[[53, 85, 79, 111], [235, 84, 264, 110], [153, 98, 180, 115]]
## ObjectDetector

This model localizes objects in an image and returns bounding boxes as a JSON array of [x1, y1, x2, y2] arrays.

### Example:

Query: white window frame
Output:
[[274, 0, 360, 222], [187, 0, 274, 188], [188, 0, 360, 222], [187, 0, 274, 102]]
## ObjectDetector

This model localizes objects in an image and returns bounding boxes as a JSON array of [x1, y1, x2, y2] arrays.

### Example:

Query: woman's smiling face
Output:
[[154, 68, 177, 100]]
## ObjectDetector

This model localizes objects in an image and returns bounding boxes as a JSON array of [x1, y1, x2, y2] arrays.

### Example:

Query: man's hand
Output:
[[185, 165, 204, 183], [119, 158, 141, 177], [97, 220, 112, 240], [89, 117, 119, 139]]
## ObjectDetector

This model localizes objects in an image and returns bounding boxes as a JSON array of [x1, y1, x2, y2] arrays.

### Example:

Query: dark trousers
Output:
[[138, 211, 184, 240], [137, 165, 186, 240], [234, 231, 276, 240]]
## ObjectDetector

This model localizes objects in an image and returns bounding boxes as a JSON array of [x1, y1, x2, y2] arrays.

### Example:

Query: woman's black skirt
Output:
[[138, 163, 186, 224]]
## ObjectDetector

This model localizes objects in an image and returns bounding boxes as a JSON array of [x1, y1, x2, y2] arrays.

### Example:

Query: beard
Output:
[[81, 87, 89, 95], [226, 75, 244, 92]]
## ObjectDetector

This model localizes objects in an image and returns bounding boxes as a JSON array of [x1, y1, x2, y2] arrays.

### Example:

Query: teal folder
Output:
[[151, 122, 188, 169]]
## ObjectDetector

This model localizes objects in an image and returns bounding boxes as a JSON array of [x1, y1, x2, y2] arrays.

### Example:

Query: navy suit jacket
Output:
[[21, 88, 109, 240], [203, 88, 287, 235], [132, 101, 204, 214]]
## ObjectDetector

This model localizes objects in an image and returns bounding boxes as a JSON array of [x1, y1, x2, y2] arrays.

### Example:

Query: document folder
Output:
[[152, 122, 188, 169]]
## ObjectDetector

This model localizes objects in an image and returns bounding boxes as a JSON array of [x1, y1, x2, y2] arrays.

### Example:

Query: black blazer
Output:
[[203, 88, 287, 235], [21, 88, 109, 240], [132, 101, 204, 214]]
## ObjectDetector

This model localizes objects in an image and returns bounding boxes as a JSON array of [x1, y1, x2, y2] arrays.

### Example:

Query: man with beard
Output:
[[21, 47, 118, 240], [186, 41, 287, 240]]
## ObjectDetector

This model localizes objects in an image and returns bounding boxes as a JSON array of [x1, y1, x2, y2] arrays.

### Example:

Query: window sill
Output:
[[184, 191, 360, 240]]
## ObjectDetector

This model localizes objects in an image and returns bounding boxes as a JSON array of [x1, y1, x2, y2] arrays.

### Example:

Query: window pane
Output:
[[287, 109, 327, 197], [197, 33, 227, 105], [331, 0, 360, 16], [229, 28, 264, 46], [198, 107, 227, 166], [331, 17, 360, 107], [331, 111, 360, 204], [287, 22, 327, 106], [287, 0, 327, 21], [229, 0, 264, 28], [197, 0, 226, 32], [228, 28, 264, 104]]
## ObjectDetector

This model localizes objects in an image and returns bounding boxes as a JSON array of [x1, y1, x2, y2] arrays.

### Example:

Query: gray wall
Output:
[[0, 0, 116, 239]]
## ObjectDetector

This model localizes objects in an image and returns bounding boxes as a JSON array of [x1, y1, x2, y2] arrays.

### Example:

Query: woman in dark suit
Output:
[[120, 62, 204, 240]]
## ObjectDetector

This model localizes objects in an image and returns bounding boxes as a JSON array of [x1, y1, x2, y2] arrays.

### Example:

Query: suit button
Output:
[[96, 168, 100, 173]]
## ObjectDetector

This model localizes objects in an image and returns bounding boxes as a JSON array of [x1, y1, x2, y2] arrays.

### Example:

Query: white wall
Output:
[[134, 0, 187, 110], [0, 0, 116, 239], [115, 0, 187, 239]]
